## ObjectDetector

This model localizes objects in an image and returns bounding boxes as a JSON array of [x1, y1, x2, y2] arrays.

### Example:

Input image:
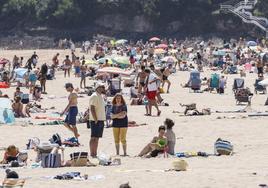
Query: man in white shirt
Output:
[[89, 83, 106, 157], [145, 69, 161, 116]]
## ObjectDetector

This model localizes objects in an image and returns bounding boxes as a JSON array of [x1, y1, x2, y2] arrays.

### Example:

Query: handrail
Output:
[[220, 0, 268, 33]]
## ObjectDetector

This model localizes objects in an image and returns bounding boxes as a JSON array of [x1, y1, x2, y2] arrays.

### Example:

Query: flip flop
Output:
[[157, 111, 161, 116]]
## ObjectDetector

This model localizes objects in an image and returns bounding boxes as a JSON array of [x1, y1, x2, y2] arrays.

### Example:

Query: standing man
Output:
[[136, 65, 147, 93], [61, 83, 79, 138], [144, 69, 161, 116], [89, 83, 106, 158]]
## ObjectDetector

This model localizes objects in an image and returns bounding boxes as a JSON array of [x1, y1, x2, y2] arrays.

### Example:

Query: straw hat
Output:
[[172, 159, 188, 171]]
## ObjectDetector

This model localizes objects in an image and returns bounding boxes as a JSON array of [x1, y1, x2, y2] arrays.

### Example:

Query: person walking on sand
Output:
[[61, 83, 79, 138], [161, 64, 172, 93], [144, 69, 161, 116], [111, 93, 128, 156], [89, 83, 106, 157]]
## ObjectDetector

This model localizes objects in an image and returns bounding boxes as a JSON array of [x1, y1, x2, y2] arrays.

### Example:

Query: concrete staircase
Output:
[[220, 0, 268, 37]]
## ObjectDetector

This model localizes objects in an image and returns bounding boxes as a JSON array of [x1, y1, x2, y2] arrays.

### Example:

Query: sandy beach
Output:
[[0, 49, 268, 188]]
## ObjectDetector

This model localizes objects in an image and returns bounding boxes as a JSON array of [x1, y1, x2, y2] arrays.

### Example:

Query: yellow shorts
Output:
[[113, 128, 127, 145]]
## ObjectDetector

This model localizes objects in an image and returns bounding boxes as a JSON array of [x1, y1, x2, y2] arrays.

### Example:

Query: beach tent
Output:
[[0, 98, 15, 124]]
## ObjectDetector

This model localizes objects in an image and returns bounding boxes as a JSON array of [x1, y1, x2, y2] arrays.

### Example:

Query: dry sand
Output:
[[0, 49, 268, 188]]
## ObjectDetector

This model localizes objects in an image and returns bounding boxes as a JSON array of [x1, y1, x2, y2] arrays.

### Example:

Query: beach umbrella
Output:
[[97, 67, 132, 76], [258, 78, 268, 86], [112, 56, 130, 68], [115, 39, 128, 45], [149, 37, 160, 42], [161, 56, 177, 63], [97, 58, 115, 65], [154, 48, 166, 54], [155, 44, 168, 49], [247, 41, 257, 47], [85, 59, 98, 65]]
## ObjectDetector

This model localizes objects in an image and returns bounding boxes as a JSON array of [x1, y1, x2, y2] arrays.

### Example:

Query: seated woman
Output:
[[13, 87, 23, 99], [1, 145, 19, 164], [32, 86, 42, 101], [12, 96, 25, 118], [138, 126, 167, 158]]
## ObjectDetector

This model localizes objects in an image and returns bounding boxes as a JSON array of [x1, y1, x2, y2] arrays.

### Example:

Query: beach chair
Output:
[[189, 70, 201, 92], [234, 88, 253, 105], [2, 179, 25, 188], [209, 73, 219, 92], [254, 79, 266, 94], [232, 78, 244, 93]]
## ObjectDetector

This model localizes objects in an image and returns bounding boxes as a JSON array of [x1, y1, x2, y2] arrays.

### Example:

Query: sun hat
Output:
[[172, 159, 188, 171]]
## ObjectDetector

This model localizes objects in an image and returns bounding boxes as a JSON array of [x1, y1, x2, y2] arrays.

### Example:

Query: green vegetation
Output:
[[0, 0, 267, 37]]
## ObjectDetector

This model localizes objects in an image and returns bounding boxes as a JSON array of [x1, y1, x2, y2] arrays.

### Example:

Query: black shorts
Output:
[[90, 121, 105, 138], [139, 82, 145, 87], [163, 75, 168, 81]]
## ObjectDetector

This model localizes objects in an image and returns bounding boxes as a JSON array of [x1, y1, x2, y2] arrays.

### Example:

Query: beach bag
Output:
[[41, 153, 61, 168], [21, 94, 29, 104], [70, 152, 88, 167], [214, 138, 233, 155], [49, 133, 62, 146]]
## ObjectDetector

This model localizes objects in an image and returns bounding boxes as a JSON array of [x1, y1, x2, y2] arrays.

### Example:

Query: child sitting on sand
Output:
[[138, 126, 167, 158], [164, 118, 176, 155]]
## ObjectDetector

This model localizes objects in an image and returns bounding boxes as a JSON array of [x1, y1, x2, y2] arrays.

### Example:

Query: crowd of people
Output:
[[0, 36, 267, 172]]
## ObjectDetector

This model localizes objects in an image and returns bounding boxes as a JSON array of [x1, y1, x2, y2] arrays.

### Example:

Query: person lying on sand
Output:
[[1, 145, 19, 164], [138, 126, 167, 158]]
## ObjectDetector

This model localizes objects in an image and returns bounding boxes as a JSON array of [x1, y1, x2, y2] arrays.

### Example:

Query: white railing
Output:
[[220, 0, 268, 33]]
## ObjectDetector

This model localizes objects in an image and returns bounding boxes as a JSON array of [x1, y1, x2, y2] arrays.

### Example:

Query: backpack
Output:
[[214, 138, 233, 155], [41, 153, 61, 168], [49, 133, 62, 146]]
